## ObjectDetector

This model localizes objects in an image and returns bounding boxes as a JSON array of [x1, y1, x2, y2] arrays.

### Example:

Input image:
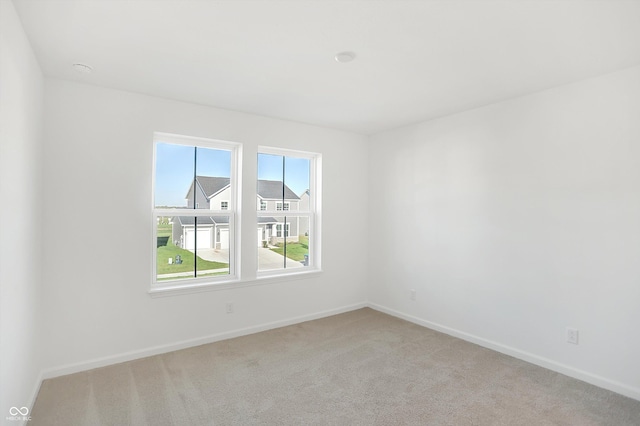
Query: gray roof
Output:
[[174, 216, 228, 225], [176, 216, 271, 225], [211, 216, 230, 224], [258, 217, 277, 224], [187, 176, 299, 201], [186, 176, 230, 199], [257, 179, 299, 200]]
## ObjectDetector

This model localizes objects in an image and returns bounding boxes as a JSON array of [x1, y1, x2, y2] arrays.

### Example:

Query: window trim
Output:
[[150, 139, 321, 297], [148, 269, 322, 298], [256, 146, 321, 278], [151, 132, 242, 292]]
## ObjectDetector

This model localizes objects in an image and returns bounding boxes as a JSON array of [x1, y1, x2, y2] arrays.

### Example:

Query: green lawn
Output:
[[157, 244, 228, 274], [270, 235, 309, 262], [156, 222, 227, 275], [157, 223, 172, 237]]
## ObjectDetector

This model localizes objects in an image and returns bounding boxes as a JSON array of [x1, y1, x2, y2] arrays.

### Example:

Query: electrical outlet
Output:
[[566, 327, 579, 345], [410, 289, 416, 301], [226, 302, 234, 314]]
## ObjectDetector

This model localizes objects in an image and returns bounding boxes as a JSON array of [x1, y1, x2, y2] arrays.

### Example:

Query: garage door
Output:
[[257, 227, 263, 247], [219, 229, 229, 250], [184, 228, 212, 250]]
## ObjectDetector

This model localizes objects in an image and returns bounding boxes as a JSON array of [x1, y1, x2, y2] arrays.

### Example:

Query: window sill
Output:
[[148, 268, 322, 298]]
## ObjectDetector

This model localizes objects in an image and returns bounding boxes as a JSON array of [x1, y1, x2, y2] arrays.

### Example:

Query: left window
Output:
[[153, 133, 240, 288]]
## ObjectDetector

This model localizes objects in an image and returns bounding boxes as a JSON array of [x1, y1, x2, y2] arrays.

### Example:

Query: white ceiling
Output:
[[13, 0, 640, 135]]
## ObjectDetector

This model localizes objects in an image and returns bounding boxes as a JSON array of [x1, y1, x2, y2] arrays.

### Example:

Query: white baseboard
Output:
[[368, 302, 640, 402], [39, 302, 367, 381], [26, 370, 43, 420], [31, 300, 639, 407]]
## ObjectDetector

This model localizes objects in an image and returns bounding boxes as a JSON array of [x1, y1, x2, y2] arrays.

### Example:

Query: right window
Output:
[[257, 148, 321, 274]]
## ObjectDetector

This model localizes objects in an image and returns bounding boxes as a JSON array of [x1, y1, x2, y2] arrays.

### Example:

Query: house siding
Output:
[[259, 199, 300, 212], [171, 218, 184, 247], [187, 183, 210, 208], [298, 191, 310, 236], [269, 217, 299, 244], [189, 178, 304, 245], [209, 186, 231, 210]]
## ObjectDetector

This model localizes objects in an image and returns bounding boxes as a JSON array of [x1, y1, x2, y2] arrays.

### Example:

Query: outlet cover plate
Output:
[[566, 327, 579, 344]]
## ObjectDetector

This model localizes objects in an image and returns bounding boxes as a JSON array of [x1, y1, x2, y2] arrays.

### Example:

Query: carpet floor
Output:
[[31, 308, 640, 425]]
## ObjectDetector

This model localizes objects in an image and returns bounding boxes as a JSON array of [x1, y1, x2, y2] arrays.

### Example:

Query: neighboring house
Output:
[[173, 176, 303, 250], [171, 216, 229, 251]]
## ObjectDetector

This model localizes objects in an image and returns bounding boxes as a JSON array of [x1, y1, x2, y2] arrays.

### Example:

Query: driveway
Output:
[[257, 247, 305, 270], [195, 247, 305, 270], [195, 248, 229, 263]]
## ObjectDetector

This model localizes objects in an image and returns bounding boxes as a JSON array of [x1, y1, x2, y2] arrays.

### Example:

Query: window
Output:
[[276, 202, 290, 211], [275, 223, 290, 237], [153, 134, 319, 294], [257, 148, 321, 274], [153, 133, 239, 289]]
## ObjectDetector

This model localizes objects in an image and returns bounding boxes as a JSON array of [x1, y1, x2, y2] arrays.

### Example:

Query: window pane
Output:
[[257, 153, 284, 183], [195, 147, 231, 210], [257, 153, 310, 211], [257, 216, 309, 271], [153, 134, 239, 289], [284, 156, 310, 207], [156, 216, 230, 281], [155, 142, 231, 209], [156, 216, 195, 281], [257, 153, 284, 212], [257, 151, 314, 273], [155, 143, 194, 208]]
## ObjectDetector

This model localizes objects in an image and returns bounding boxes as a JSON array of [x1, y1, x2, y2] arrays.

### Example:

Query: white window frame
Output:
[[260, 200, 267, 211], [151, 132, 241, 293], [221, 201, 228, 210], [257, 146, 321, 277]]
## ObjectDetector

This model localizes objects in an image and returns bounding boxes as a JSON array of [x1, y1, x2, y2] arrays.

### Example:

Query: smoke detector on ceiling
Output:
[[334, 52, 356, 63]]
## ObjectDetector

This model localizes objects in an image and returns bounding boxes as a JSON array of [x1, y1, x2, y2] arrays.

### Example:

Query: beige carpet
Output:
[[31, 308, 640, 425]]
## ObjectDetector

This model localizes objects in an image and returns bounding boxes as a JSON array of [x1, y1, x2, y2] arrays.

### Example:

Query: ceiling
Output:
[[12, 0, 640, 135]]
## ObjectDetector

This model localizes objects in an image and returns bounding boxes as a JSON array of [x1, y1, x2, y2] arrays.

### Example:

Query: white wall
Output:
[[6, 2, 638, 405], [0, 0, 44, 415], [368, 65, 640, 399], [41, 79, 369, 373]]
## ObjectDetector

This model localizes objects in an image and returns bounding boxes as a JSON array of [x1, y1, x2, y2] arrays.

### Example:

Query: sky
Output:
[[155, 143, 310, 207], [257, 153, 310, 196]]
